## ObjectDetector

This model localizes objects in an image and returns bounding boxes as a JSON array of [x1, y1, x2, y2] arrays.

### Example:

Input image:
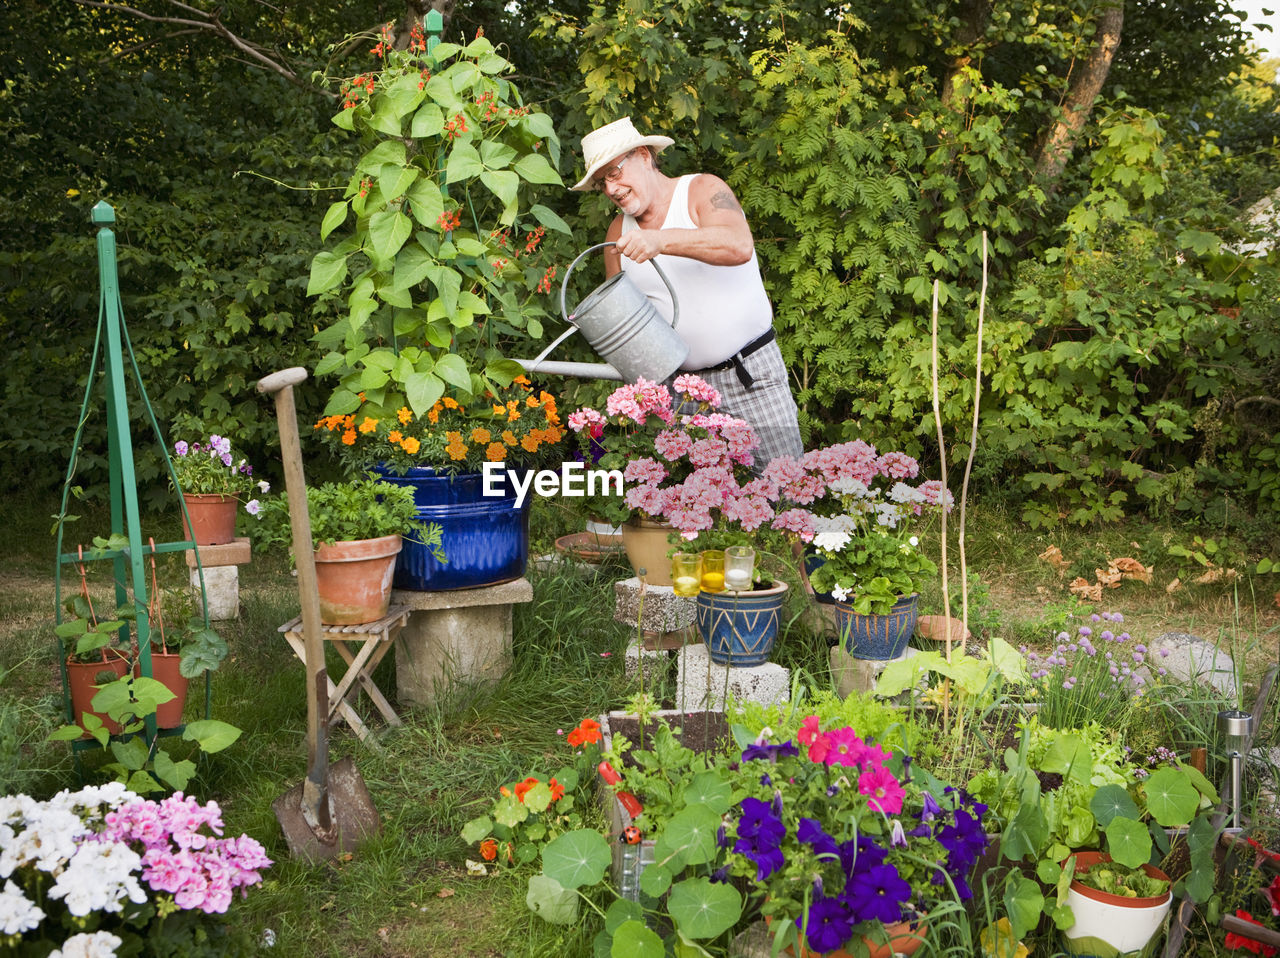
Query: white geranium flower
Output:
[[874, 502, 901, 527], [830, 584, 850, 603], [829, 477, 870, 498], [48, 842, 145, 916], [0, 878, 45, 935], [888, 481, 924, 505], [51, 930, 124, 958], [812, 530, 851, 552]]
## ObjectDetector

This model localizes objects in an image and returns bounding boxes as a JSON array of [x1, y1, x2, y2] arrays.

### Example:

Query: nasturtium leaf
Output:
[[1105, 815, 1153, 868], [667, 877, 742, 939], [604, 898, 644, 935], [541, 828, 610, 890], [526, 873, 578, 925], [683, 770, 733, 814], [639, 863, 672, 898], [1186, 814, 1216, 903], [492, 793, 528, 829], [522, 781, 553, 814], [1003, 872, 1044, 940], [1000, 801, 1048, 862], [655, 805, 721, 867], [460, 816, 492, 844], [1090, 784, 1139, 827], [1177, 762, 1219, 805], [1143, 767, 1200, 826], [611, 920, 663, 958]]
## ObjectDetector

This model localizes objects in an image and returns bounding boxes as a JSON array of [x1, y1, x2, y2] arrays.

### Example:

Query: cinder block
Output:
[[190, 565, 240, 620], [614, 577, 695, 633], [830, 645, 919, 698], [623, 639, 672, 686], [392, 579, 534, 707], [184, 537, 251, 569], [676, 642, 790, 710]]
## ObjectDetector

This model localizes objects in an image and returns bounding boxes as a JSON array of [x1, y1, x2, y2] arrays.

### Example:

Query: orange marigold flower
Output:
[[492, 403, 506, 416], [359, 416, 378, 434], [486, 442, 507, 461], [545, 425, 563, 443], [397, 406, 413, 425], [480, 838, 498, 861], [443, 397, 460, 410], [401, 436, 421, 454], [341, 429, 357, 446], [471, 427, 492, 444], [548, 778, 565, 802], [521, 434, 539, 452], [526, 395, 540, 408], [513, 776, 539, 802], [502, 430, 517, 446], [427, 408, 439, 424], [388, 430, 402, 444], [447, 441, 468, 460], [513, 375, 531, 387]]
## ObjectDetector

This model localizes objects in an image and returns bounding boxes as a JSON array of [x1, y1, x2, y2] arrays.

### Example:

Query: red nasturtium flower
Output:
[[547, 778, 565, 802], [479, 838, 497, 861], [1226, 910, 1278, 956], [567, 718, 602, 748], [513, 776, 540, 803]]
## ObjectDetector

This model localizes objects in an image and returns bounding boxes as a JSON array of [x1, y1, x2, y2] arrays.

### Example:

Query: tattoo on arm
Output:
[[710, 189, 742, 213]]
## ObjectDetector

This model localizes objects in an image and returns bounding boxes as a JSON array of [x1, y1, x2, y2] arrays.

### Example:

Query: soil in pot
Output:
[[605, 710, 733, 769]]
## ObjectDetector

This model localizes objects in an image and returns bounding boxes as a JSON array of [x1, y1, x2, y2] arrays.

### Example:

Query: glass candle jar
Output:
[[699, 550, 725, 593], [724, 545, 755, 591]]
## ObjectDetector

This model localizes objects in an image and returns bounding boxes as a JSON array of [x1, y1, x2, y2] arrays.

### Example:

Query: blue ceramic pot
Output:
[[834, 593, 919, 660], [373, 466, 529, 591], [803, 548, 835, 605], [695, 582, 788, 666]]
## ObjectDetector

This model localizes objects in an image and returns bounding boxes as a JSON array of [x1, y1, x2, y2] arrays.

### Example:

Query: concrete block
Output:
[[1153, 631, 1238, 698], [614, 577, 695, 633], [392, 579, 534, 707], [830, 644, 920, 698], [190, 565, 240, 620], [624, 639, 672, 686], [676, 642, 790, 710]]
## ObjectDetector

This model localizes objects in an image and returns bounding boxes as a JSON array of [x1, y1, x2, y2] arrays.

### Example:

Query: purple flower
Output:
[[742, 740, 799, 764], [1159, 648, 1170, 658], [174, 441, 189, 456], [797, 818, 839, 858], [844, 863, 910, 924], [245, 499, 261, 516], [220, 452, 233, 467], [799, 895, 855, 953], [734, 797, 785, 881], [1090, 614, 1101, 622], [839, 835, 886, 879], [1100, 630, 1114, 641], [1078, 626, 1093, 637], [1135, 644, 1147, 653]]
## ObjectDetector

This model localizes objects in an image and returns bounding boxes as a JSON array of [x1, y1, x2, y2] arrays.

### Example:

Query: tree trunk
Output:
[[1035, 0, 1125, 186], [940, 0, 992, 110]]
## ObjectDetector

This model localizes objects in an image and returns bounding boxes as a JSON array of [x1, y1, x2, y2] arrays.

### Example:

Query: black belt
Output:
[[691, 328, 776, 389]]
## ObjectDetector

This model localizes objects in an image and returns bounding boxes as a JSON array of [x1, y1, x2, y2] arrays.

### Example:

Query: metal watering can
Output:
[[517, 242, 687, 383]]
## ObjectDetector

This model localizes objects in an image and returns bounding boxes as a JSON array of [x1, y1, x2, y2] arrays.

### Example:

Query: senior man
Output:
[[570, 117, 804, 470]]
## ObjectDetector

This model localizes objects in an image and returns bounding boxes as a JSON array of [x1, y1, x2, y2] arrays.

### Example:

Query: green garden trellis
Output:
[[53, 201, 211, 767]]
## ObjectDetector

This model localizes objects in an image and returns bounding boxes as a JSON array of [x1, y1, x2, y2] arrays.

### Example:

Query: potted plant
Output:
[[55, 594, 131, 736], [169, 432, 270, 546], [721, 714, 990, 958], [1060, 852, 1173, 955], [259, 475, 445, 624], [305, 27, 568, 590], [760, 441, 952, 659], [0, 784, 270, 955], [313, 377, 562, 591]]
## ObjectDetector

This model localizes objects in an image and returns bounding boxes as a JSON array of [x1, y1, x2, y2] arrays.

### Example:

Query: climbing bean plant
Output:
[[307, 27, 570, 419]]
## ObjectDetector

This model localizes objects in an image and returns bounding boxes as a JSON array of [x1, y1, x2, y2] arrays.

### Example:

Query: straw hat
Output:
[[570, 117, 674, 191]]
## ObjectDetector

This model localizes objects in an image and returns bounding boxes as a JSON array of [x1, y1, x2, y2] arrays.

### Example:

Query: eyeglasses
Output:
[[592, 149, 637, 189]]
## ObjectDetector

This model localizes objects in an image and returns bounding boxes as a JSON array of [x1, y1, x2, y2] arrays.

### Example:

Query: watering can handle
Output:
[[560, 241, 680, 331]]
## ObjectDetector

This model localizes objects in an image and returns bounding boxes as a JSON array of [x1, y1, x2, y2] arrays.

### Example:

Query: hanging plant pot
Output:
[[695, 581, 788, 666], [619, 516, 675, 586], [135, 650, 189, 729], [67, 652, 130, 735], [314, 534, 403, 625], [833, 594, 919, 660], [1061, 852, 1173, 956], [181, 493, 237, 546], [374, 466, 529, 591]]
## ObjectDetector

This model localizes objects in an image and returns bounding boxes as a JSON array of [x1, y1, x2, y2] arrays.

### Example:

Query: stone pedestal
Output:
[[614, 576, 696, 651], [186, 537, 251, 621], [676, 643, 790, 710], [392, 578, 534, 707], [830, 644, 919, 697]]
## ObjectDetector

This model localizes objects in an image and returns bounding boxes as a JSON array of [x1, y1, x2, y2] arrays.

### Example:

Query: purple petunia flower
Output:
[[797, 817, 839, 858], [844, 863, 910, 925], [742, 740, 800, 764], [799, 894, 856, 954]]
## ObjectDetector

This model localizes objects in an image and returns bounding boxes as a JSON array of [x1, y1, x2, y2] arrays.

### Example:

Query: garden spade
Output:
[[257, 367, 380, 863]]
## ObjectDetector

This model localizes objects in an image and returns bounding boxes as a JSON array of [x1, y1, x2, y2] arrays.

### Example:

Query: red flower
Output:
[[567, 718, 602, 748], [1269, 875, 1280, 918], [479, 838, 497, 861], [548, 778, 565, 802], [513, 776, 540, 803], [1226, 910, 1277, 955]]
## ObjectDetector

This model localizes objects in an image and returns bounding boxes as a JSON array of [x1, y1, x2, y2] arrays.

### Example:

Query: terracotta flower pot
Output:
[[620, 516, 675, 586], [314, 534, 403, 625], [135, 650, 189, 729], [767, 914, 929, 958], [67, 652, 130, 735], [915, 614, 971, 645], [182, 493, 237, 546]]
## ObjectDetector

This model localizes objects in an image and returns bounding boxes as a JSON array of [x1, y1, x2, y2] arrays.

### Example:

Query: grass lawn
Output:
[[1, 489, 1277, 956]]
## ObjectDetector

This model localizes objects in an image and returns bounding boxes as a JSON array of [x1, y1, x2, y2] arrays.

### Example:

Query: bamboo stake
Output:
[[930, 281, 951, 729], [957, 232, 989, 657]]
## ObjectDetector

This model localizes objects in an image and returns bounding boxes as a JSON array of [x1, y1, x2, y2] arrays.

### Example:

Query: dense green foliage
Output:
[[2, 0, 1278, 538]]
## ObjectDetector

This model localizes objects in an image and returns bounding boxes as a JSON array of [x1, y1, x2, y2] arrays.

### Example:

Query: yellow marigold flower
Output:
[[397, 406, 412, 425], [471, 427, 491, 444], [341, 429, 357, 446], [447, 440, 468, 461], [443, 397, 460, 410], [502, 430, 517, 446], [388, 430, 402, 444], [427, 408, 439, 424], [521, 434, 539, 452], [401, 436, 421, 454], [359, 416, 378, 434], [486, 442, 507, 461]]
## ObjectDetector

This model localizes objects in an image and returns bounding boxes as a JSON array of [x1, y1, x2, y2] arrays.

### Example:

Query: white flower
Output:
[[874, 502, 901, 527], [257, 480, 271, 494], [0, 878, 45, 935], [908, 536, 919, 547], [48, 842, 145, 916], [812, 530, 851, 552], [51, 930, 124, 958], [830, 584, 850, 602], [888, 481, 924, 505], [245, 499, 261, 516], [829, 477, 870, 498]]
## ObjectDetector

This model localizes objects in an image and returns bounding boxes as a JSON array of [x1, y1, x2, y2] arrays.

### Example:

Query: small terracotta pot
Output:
[[915, 614, 971, 644], [135, 650, 189, 729], [67, 652, 130, 735], [182, 493, 237, 546], [768, 914, 929, 958], [314, 534, 403, 625]]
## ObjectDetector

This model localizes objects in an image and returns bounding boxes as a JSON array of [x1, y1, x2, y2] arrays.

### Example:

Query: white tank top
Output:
[[620, 175, 773, 370]]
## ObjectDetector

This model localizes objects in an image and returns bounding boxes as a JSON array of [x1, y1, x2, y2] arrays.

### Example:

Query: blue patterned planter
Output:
[[695, 582, 788, 666], [834, 593, 919, 660], [373, 466, 529, 591]]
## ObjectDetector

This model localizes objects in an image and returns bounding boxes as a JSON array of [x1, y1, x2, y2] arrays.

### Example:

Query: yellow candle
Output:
[[701, 571, 725, 592], [674, 575, 700, 597]]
